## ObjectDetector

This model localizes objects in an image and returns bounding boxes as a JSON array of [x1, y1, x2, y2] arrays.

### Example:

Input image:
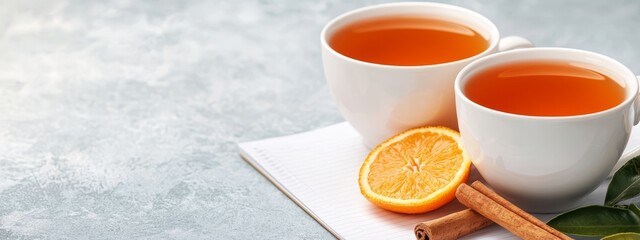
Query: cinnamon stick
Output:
[[414, 208, 493, 240], [456, 181, 571, 240], [470, 181, 572, 240]]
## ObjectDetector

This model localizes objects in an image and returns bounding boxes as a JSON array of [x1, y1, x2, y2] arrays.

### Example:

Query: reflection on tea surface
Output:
[[329, 16, 488, 66], [464, 60, 625, 116]]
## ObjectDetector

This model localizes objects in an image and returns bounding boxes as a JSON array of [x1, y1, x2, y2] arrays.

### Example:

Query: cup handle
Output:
[[633, 75, 640, 125], [497, 36, 534, 52], [609, 75, 640, 177]]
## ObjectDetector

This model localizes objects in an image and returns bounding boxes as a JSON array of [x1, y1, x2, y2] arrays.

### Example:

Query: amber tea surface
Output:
[[329, 16, 488, 66], [464, 60, 625, 116]]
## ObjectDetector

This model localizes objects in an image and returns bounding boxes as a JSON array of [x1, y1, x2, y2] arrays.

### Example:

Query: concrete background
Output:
[[0, 0, 638, 239]]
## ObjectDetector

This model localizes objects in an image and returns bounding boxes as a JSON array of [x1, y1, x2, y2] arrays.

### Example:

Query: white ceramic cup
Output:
[[321, 2, 532, 148], [455, 47, 640, 213]]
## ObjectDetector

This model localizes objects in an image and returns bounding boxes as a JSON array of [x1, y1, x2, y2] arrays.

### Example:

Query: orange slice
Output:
[[358, 126, 472, 214]]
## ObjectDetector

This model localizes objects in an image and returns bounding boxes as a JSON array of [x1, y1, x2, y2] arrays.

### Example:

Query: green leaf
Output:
[[547, 205, 640, 236], [602, 232, 640, 240], [629, 204, 640, 217], [606, 156, 640, 206]]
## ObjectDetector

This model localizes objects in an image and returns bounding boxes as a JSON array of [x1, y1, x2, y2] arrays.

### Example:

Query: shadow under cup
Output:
[[321, 2, 501, 148], [455, 48, 639, 213]]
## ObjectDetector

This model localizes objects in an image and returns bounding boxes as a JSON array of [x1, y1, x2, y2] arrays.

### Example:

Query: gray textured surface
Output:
[[0, 0, 638, 239]]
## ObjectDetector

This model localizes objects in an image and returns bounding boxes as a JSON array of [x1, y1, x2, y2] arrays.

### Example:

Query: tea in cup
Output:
[[321, 2, 532, 148], [455, 47, 640, 213]]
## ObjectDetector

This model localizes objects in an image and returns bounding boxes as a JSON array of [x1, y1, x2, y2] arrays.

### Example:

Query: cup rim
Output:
[[320, 2, 500, 69], [454, 47, 639, 121]]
